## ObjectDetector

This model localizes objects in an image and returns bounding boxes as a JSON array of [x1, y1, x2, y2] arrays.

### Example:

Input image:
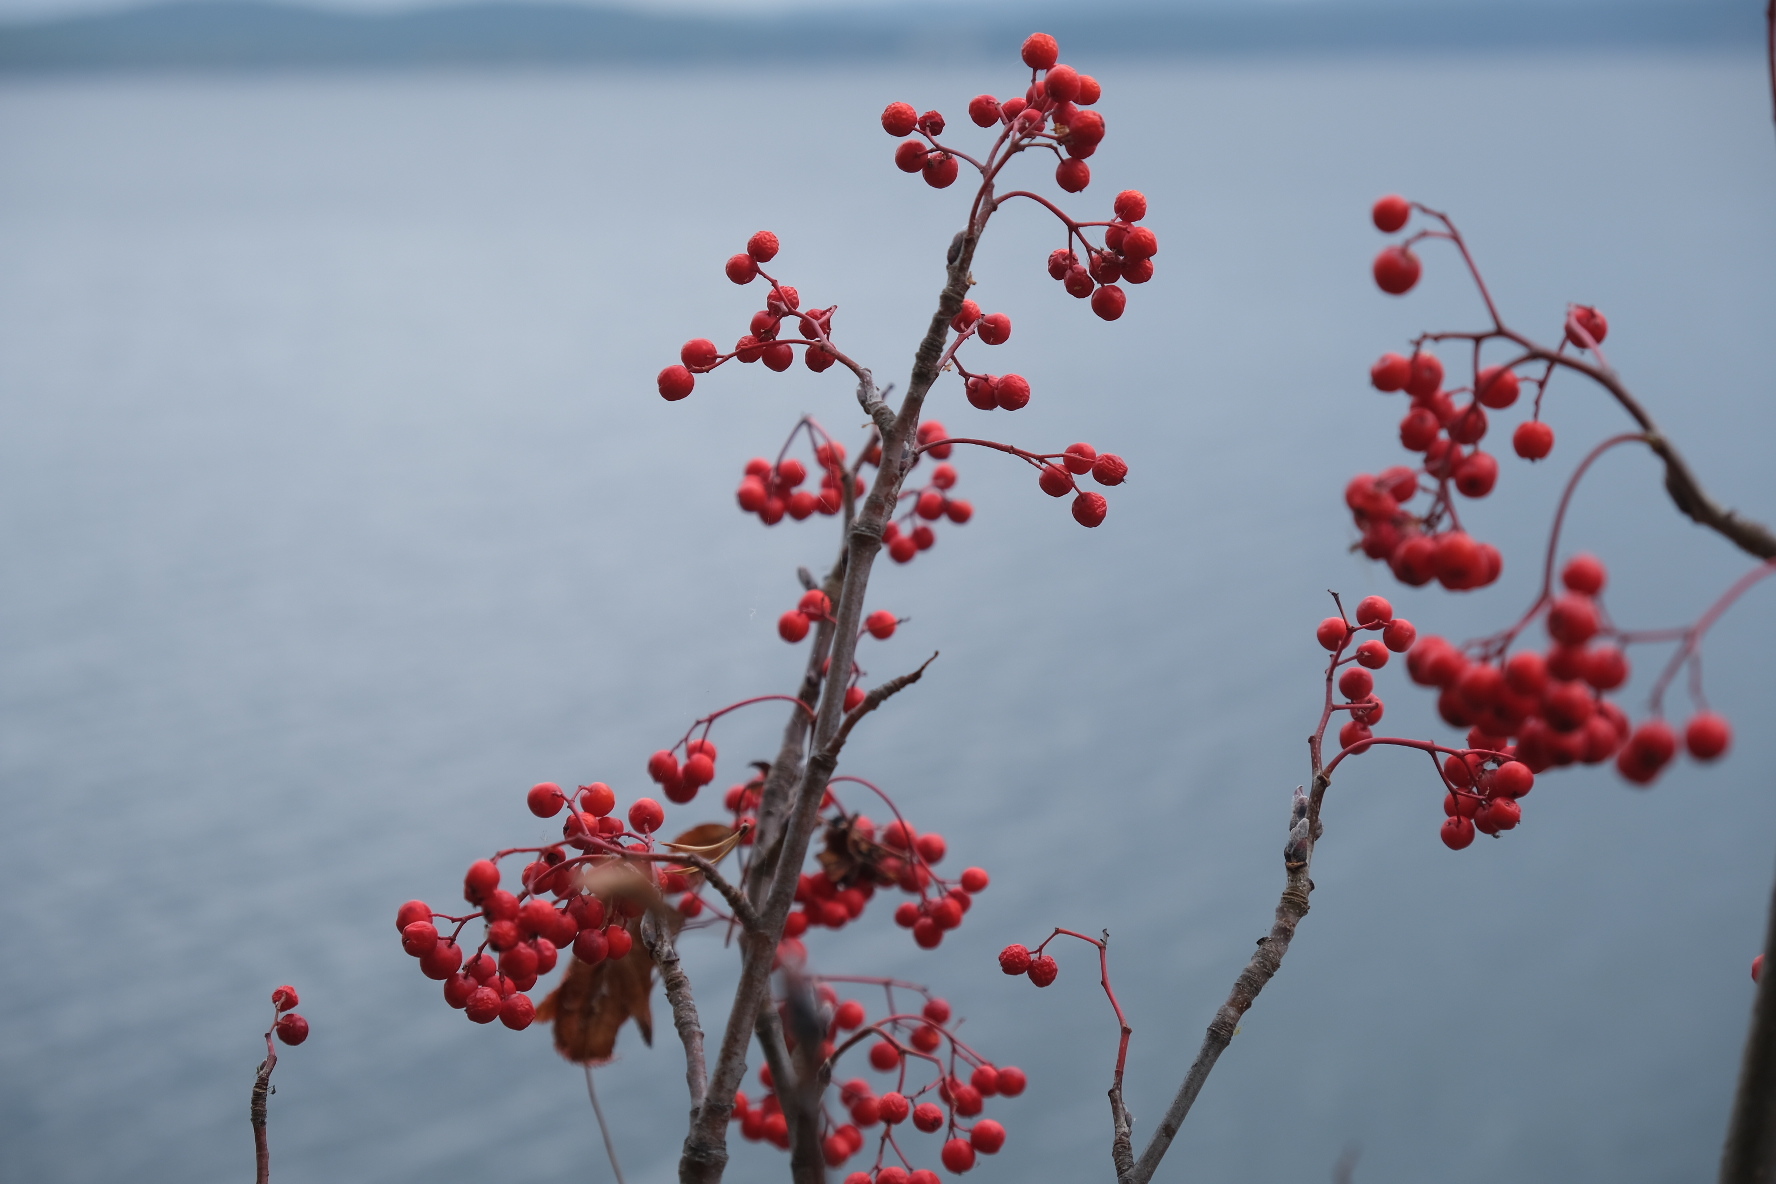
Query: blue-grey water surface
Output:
[[1, 48, 1774, 1184]]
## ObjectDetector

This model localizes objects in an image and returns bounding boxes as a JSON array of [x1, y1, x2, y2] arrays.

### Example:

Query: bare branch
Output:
[[251, 1030, 277, 1184], [832, 652, 939, 748], [1719, 847, 1776, 1181], [641, 912, 708, 1111]]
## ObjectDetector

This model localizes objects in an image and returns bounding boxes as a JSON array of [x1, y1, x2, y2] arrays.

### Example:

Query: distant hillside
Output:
[[0, 0, 1761, 71]]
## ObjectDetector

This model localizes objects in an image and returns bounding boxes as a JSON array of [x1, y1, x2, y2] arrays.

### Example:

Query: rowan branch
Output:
[[641, 912, 708, 1111], [833, 652, 939, 748], [250, 1028, 277, 1184]]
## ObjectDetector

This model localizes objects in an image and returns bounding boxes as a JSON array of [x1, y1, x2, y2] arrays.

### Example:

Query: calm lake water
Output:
[[1, 47, 1773, 1184]]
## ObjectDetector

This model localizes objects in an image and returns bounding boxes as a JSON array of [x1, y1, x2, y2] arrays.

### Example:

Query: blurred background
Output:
[[1, 1, 1773, 1182]]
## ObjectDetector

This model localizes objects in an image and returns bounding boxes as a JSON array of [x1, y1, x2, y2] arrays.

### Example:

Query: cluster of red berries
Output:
[[779, 597, 902, 711], [1314, 594, 1421, 759], [882, 425, 975, 561], [646, 740, 722, 806], [883, 32, 1156, 329], [270, 984, 309, 1045], [1036, 188, 1153, 322], [738, 437, 864, 526], [396, 779, 692, 1031], [658, 231, 842, 401], [735, 983, 1022, 1177], [1405, 555, 1732, 800]]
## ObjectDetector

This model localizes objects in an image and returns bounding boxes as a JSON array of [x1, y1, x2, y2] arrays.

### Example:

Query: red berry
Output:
[[747, 230, 779, 262], [977, 312, 1012, 345], [1494, 761, 1535, 798], [923, 152, 959, 189], [1382, 618, 1417, 652], [1477, 796, 1522, 832], [1056, 158, 1090, 192], [1547, 594, 1600, 646], [1371, 194, 1410, 232], [1440, 816, 1476, 850], [1338, 667, 1374, 700], [1617, 720, 1678, 784], [1090, 284, 1126, 321], [1316, 616, 1350, 651], [968, 94, 1001, 127], [779, 611, 811, 643], [1371, 352, 1411, 391], [628, 798, 665, 833], [463, 860, 500, 905], [971, 1119, 1006, 1154], [1355, 640, 1390, 669], [999, 943, 1032, 975], [870, 1040, 902, 1071], [274, 1013, 310, 1045], [1582, 645, 1629, 691], [1091, 453, 1128, 486], [946, 499, 974, 524], [396, 900, 431, 932], [881, 102, 918, 136], [272, 985, 299, 1011], [1514, 420, 1554, 459], [1685, 712, 1732, 761], [1355, 595, 1393, 626], [1059, 442, 1097, 474], [961, 866, 990, 893], [913, 917, 943, 948], [499, 992, 535, 1030], [465, 986, 501, 1024], [1121, 226, 1158, 260], [1113, 189, 1147, 221], [993, 373, 1031, 410], [913, 1102, 945, 1132], [1566, 305, 1609, 348], [1022, 32, 1059, 68], [943, 1138, 977, 1173], [1455, 450, 1499, 498], [1072, 491, 1108, 527], [1075, 74, 1102, 104], [865, 610, 898, 639], [1406, 351, 1443, 398], [527, 782, 566, 818], [657, 365, 695, 402], [1122, 258, 1154, 283], [1373, 246, 1421, 294], [1561, 553, 1607, 595], [1447, 404, 1488, 445], [725, 254, 758, 284], [1476, 366, 1521, 409], [1027, 954, 1059, 987], [1038, 465, 1074, 497], [894, 140, 929, 173], [401, 920, 439, 957], [917, 832, 946, 863]]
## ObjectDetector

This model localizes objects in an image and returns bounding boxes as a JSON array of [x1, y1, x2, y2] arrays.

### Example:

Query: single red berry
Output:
[[628, 798, 664, 833], [1547, 593, 1600, 646], [946, 498, 973, 524], [1440, 816, 1476, 850], [1044, 62, 1081, 101], [923, 152, 960, 189], [1091, 453, 1128, 485], [968, 94, 1001, 127], [498, 991, 535, 1030], [977, 312, 1012, 345], [894, 140, 929, 173], [881, 101, 918, 136], [1447, 403, 1488, 445], [1494, 761, 1535, 798], [1566, 305, 1609, 348], [463, 859, 500, 905], [1027, 954, 1059, 987], [1121, 226, 1158, 259], [1477, 796, 1522, 832], [464, 986, 501, 1024], [1316, 616, 1350, 651], [779, 611, 811, 642], [1373, 245, 1421, 294], [865, 610, 898, 639], [951, 299, 982, 332], [1406, 351, 1443, 397], [912, 1102, 945, 1132], [746, 231, 780, 262], [1038, 465, 1074, 497], [1382, 618, 1417, 652], [917, 832, 946, 863], [1582, 645, 1629, 691], [843, 686, 865, 712], [1055, 157, 1090, 192], [971, 1118, 1006, 1154], [923, 997, 952, 1023], [396, 900, 431, 932], [1090, 284, 1126, 321], [1022, 31, 1059, 68], [401, 920, 439, 957], [1476, 365, 1521, 409], [1075, 74, 1102, 104], [870, 1040, 902, 1071], [1561, 553, 1607, 595], [1355, 639, 1390, 669], [272, 985, 299, 1011], [1455, 450, 1499, 498], [527, 782, 566, 818], [1355, 595, 1393, 626], [999, 943, 1032, 974], [1756, 954, 1766, 983], [888, 536, 917, 563], [274, 1013, 310, 1045], [1057, 442, 1098, 475], [1371, 352, 1411, 391], [1338, 667, 1374, 700], [725, 254, 757, 284], [657, 365, 695, 402], [1063, 266, 1094, 298], [961, 866, 989, 893], [1513, 420, 1554, 459], [994, 373, 1032, 411], [917, 109, 945, 136], [1685, 712, 1732, 761], [913, 917, 943, 948], [943, 1138, 977, 1173], [1122, 258, 1154, 283], [1113, 189, 1147, 221], [1617, 720, 1678, 785], [1372, 194, 1411, 232], [1070, 491, 1107, 527]]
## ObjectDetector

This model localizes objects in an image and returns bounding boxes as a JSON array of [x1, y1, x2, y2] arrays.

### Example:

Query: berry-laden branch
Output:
[[251, 986, 309, 1184], [390, 28, 1154, 1184]]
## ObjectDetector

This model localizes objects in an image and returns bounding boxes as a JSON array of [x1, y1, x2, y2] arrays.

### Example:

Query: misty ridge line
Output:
[[0, 0, 1762, 70]]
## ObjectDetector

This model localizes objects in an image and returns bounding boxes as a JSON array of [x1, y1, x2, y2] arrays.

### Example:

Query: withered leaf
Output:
[[816, 814, 906, 889], [535, 912, 683, 1064]]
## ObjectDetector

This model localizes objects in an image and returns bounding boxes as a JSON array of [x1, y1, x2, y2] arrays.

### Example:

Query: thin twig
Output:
[[833, 652, 939, 747], [584, 1064, 628, 1184], [641, 912, 708, 1111], [250, 1028, 277, 1184]]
